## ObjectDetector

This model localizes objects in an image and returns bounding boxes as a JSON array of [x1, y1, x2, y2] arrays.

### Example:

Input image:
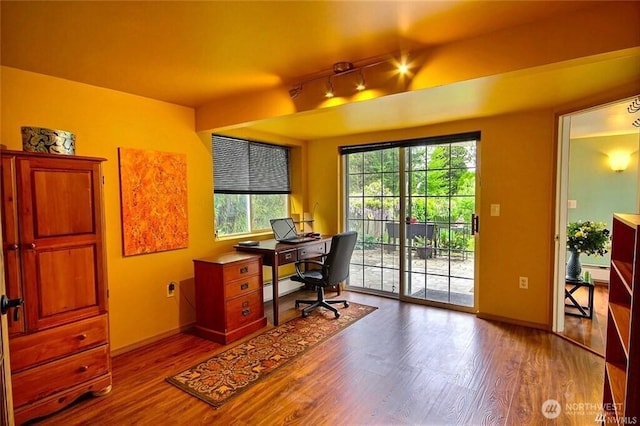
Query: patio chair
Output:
[[291, 231, 358, 318]]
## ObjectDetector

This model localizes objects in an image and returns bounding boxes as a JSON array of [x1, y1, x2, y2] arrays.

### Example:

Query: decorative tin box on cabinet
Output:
[[1, 150, 111, 424], [193, 253, 267, 344]]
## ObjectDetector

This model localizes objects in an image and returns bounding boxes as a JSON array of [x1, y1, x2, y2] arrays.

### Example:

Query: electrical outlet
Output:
[[519, 276, 528, 289], [167, 281, 176, 297]]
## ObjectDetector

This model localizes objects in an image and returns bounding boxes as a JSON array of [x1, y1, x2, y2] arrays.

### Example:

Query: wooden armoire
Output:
[[1, 150, 111, 424]]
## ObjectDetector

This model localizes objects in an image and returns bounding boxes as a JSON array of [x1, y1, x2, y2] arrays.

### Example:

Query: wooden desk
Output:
[[234, 236, 332, 325]]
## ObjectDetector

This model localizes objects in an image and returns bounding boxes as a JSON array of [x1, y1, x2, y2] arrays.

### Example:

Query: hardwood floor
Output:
[[30, 291, 604, 425], [560, 284, 608, 355]]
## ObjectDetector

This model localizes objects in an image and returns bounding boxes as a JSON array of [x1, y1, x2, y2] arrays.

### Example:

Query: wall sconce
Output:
[[609, 151, 631, 172]]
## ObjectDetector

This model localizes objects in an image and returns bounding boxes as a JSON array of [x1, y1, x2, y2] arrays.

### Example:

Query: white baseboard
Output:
[[263, 277, 304, 301], [583, 265, 610, 282]]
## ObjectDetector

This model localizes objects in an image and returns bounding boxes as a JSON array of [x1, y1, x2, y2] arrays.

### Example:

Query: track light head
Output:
[[355, 70, 366, 91], [288, 85, 302, 99], [325, 78, 335, 98]]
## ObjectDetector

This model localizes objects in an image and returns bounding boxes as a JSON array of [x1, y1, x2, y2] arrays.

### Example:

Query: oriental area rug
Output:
[[166, 302, 377, 408]]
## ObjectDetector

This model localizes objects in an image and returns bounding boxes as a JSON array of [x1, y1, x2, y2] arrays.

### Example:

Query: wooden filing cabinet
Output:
[[193, 253, 267, 344]]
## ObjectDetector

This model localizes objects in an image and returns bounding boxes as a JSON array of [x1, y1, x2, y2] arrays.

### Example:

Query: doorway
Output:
[[343, 133, 478, 311], [554, 95, 640, 354]]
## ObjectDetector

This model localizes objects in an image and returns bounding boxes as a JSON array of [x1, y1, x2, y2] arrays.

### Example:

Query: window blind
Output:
[[338, 131, 481, 154], [213, 135, 290, 194]]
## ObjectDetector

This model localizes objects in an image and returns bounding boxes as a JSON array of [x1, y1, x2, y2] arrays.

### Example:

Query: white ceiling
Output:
[[570, 97, 640, 140]]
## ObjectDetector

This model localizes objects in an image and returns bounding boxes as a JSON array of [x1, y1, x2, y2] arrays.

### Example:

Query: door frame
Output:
[[552, 114, 572, 333], [552, 96, 640, 333]]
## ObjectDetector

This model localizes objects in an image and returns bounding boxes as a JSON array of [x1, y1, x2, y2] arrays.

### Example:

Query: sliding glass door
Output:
[[344, 134, 478, 309]]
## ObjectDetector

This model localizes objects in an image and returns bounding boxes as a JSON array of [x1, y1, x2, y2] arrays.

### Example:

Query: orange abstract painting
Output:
[[118, 148, 188, 256]]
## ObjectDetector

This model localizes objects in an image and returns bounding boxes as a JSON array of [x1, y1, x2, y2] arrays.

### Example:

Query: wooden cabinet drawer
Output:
[[225, 275, 261, 300], [298, 242, 327, 260], [225, 291, 264, 330], [9, 315, 108, 372], [222, 259, 260, 282], [278, 250, 297, 264], [12, 344, 110, 407]]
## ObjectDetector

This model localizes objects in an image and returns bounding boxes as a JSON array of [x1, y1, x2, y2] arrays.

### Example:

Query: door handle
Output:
[[471, 214, 479, 235], [0, 294, 23, 322]]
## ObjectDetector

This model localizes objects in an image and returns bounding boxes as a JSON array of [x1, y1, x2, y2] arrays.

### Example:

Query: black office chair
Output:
[[291, 231, 358, 318]]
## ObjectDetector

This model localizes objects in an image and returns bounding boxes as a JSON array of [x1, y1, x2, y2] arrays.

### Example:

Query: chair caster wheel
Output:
[[344, 301, 349, 308], [302, 311, 308, 318], [335, 312, 340, 318]]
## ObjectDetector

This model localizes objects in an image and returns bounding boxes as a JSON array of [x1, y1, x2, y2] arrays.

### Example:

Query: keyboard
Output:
[[277, 236, 318, 244]]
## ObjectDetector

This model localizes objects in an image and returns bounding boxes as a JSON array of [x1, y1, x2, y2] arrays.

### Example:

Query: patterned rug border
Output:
[[166, 302, 377, 408]]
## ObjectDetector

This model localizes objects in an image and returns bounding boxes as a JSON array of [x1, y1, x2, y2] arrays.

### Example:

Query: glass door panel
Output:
[[346, 148, 400, 295], [403, 141, 476, 308]]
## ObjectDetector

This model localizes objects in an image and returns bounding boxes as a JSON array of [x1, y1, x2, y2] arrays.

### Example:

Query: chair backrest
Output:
[[323, 231, 358, 286]]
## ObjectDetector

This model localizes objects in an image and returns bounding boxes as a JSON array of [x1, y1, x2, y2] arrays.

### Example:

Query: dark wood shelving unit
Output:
[[602, 213, 640, 421]]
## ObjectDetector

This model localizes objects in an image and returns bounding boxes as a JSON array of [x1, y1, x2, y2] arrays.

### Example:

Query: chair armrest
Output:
[[294, 259, 324, 276]]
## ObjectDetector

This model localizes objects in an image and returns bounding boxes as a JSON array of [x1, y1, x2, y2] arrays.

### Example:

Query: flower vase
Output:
[[566, 248, 582, 281]]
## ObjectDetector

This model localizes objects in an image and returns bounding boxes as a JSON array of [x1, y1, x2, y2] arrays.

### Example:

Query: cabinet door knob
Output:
[[77, 333, 87, 341], [78, 365, 89, 373], [25, 243, 36, 249], [7, 243, 19, 251]]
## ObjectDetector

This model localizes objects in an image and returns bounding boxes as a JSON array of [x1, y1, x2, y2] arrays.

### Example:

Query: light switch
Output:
[[568, 200, 577, 209], [490, 204, 500, 216]]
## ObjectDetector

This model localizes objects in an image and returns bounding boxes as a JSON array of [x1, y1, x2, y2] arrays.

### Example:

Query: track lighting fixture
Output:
[[628, 97, 640, 127], [288, 54, 412, 101]]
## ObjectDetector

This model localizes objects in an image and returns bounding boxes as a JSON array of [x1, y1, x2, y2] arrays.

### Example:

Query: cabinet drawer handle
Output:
[[300, 250, 307, 256], [240, 266, 249, 274], [285, 253, 292, 260], [77, 333, 87, 341], [78, 365, 89, 373], [240, 283, 249, 290], [242, 308, 250, 316]]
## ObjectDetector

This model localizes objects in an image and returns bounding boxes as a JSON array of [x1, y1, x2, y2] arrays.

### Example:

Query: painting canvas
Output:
[[118, 148, 188, 256]]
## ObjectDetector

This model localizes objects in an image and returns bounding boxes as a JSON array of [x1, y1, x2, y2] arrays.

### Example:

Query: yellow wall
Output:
[[0, 66, 311, 351], [1, 67, 220, 351], [308, 112, 556, 327]]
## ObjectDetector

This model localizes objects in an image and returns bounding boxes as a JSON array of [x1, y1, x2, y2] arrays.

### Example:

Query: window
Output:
[[213, 135, 290, 237]]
